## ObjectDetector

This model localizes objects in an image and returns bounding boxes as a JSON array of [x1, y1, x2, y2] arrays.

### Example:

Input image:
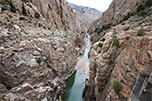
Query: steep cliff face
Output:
[[88, 0, 145, 33], [0, 0, 85, 100], [83, 5, 152, 101], [0, 0, 83, 32]]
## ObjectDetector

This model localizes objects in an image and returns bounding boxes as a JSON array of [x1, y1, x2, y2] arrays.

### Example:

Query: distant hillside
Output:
[[67, 2, 102, 26]]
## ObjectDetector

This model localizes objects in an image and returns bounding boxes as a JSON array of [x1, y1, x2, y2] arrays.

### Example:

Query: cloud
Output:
[[66, 0, 113, 12]]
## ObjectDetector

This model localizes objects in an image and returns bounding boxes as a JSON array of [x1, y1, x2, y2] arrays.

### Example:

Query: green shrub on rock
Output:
[[22, 3, 27, 16], [35, 12, 40, 19], [124, 27, 129, 31], [10, 0, 16, 13], [98, 43, 103, 48], [137, 27, 145, 36], [126, 36, 130, 40], [36, 58, 41, 64], [113, 39, 120, 47], [113, 81, 123, 94], [100, 38, 106, 41]]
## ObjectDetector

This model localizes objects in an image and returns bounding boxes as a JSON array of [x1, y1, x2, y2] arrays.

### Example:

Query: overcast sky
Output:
[[66, 0, 113, 12]]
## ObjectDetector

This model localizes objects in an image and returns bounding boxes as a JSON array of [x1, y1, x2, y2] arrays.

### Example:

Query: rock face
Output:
[[0, 0, 83, 32], [88, 0, 145, 33], [0, 35, 84, 100], [0, 0, 85, 100], [67, 2, 102, 26], [83, 5, 152, 100]]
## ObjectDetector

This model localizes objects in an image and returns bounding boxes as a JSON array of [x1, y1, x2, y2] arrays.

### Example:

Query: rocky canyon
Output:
[[83, 0, 152, 101], [0, 0, 152, 101], [0, 0, 85, 100]]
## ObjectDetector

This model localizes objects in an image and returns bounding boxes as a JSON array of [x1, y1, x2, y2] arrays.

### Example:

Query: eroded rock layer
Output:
[[83, 6, 152, 100]]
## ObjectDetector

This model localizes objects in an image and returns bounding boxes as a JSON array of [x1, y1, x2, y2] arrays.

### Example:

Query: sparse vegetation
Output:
[[121, 22, 126, 25], [126, 36, 130, 40], [113, 39, 120, 47], [35, 12, 40, 19], [145, 0, 152, 7], [43, 26, 46, 29], [2, 7, 7, 11], [113, 81, 123, 94], [38, 23, 42, 27], [124, 27, 129, 31], [98, 50, 101, 53], [22, 3, 27, 16], [94, 23, 112, 34], [100, 37, 106, 41], [137, 27, 145, 36], [7, 13, 13, 18], [36, 58, 41, 64], [36, 33, 40, 35], [137, 4, 145, 12], [139, 11, 148, 16], [10, 0, 16, 13], [98, 43, 103, 48], [19, 17, 26, 20], [7, 32, 11, 35]]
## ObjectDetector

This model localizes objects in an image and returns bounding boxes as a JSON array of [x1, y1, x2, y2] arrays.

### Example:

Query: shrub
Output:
[[140, 11, 148, 16], [36, 58, 41, 64], [98, 43, 103, 48], [48, 27, 50, 30], [7, 32, 11, 35], [122, 22, 126, 25], [137, 27, 145, 36], [35, 12, 40, 19], [145, 0, 152, 7], [113, 81, 123, 94], [113, 39, 120, 47], [10, 0, 16, 13], [94, 28, 102, 35], [98, 50, 101, 53], [126, 36, 130, 40], [19, 17, 26, 20], [137, 4, 145, 12], [2, 7, 7, 11], [124, 27, 129, 31], [7, 13, 12, 18], [43, 26, 46, 29], [100, 38, 106, 41], [38, 23, 42, 27], [22, 3, 27, 16]]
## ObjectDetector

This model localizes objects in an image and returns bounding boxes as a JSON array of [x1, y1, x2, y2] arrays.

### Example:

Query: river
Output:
[[62, 33, 91, 101]]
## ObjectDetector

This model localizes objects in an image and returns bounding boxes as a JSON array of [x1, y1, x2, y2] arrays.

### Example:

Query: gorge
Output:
[[0, 0, 152, 101]]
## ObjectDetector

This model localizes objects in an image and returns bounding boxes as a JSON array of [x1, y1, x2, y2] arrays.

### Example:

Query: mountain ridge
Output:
[[67, 2, 102, 26]]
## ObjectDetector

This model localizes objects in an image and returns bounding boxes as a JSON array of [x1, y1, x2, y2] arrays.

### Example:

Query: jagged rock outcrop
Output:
[[0, 0, 86, 100], [83, 6, 152, 100], [88, 0, 146, 33], [0, 0, 83, 32], [0, 35, 85, 100], [67, 2, 102, 26]]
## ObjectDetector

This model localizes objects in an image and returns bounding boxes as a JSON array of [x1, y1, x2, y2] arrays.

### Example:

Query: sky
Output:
[[66, 0, 113, 12]]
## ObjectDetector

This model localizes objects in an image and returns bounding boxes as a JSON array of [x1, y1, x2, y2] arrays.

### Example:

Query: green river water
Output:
[[62, 34, 90, 101]]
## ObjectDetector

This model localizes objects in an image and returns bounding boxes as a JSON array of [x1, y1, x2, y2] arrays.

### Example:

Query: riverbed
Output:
[[62, 33, 90, 101]]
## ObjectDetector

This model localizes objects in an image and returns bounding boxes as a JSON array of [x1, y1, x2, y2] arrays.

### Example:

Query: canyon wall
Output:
[[0, 0, 83, 32], [0, 0, 85, 100], [83, 0, 152, 100], [88, 0, 145, 33]]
